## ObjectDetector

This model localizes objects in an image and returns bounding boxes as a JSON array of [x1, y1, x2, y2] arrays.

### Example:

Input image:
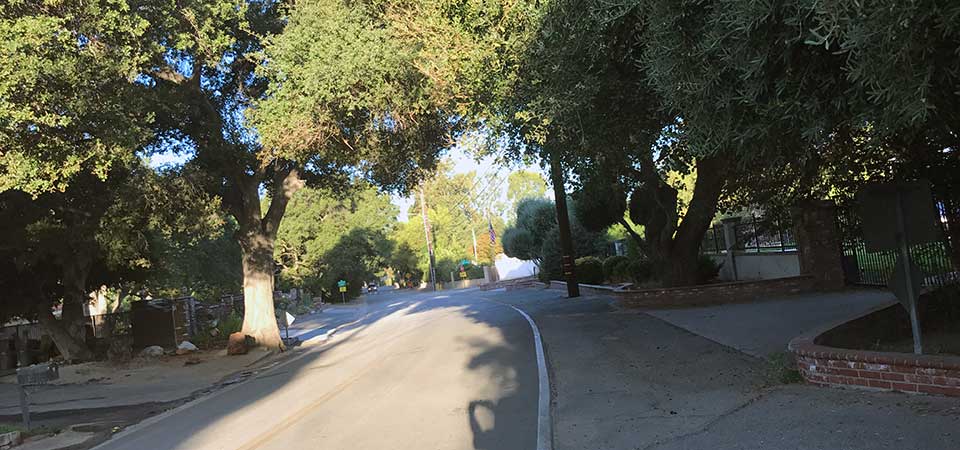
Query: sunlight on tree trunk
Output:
[[240, 234, 283, 351]]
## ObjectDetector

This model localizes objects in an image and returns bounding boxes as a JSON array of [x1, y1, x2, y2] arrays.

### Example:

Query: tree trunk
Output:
[[225, 166, 302, 352], [239, 232, 283, 350], [39, 258, 96, 361], [550, 155, 580, 298], [660, 157, 727, 287], [37, 307, 93, 362]]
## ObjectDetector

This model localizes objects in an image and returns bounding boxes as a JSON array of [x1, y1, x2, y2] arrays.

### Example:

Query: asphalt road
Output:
[[94, 288, 542, 450]]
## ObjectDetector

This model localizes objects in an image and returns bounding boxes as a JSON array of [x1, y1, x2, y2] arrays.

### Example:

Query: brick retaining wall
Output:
[[789, 306, 960, 397], [610, 276, 817, 309]]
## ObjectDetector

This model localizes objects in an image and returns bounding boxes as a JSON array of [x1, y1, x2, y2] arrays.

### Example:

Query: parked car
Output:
[[366, 282, 378, 294]]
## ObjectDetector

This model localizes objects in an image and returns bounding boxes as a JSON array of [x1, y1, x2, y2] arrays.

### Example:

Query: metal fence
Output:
[[86, 312, 131, 339], [838, 208, 958, 287], [702, 216, 796, 254]]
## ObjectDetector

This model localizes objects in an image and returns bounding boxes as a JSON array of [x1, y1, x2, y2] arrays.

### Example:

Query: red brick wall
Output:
[[615, 276, 817, 309], [791, 337, 960, 397]]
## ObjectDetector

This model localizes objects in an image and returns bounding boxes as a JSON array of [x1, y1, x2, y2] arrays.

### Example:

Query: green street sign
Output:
[[461, 259, 469, 266], [337, 280, 347, 287]]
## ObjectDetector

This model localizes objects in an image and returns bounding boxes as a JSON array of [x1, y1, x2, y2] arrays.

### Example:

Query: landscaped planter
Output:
[[789, 301, 960, 397]]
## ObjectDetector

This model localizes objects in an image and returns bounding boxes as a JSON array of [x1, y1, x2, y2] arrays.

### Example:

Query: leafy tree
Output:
[[275, 185, 397, 295], [0, 1, 152, 194], [320, 228, 394, 300], [502, 199, 556, 264], [0, 161, 221, 360], [393, 162, 507, 279], [506, 170, 547, 220]]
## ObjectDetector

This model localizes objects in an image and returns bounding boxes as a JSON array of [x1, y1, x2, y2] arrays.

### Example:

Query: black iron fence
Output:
[[838, 208, 958, 287], [702, 216, 796, 254]]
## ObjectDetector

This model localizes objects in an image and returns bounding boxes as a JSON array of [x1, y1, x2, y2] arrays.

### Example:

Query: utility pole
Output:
[[471, 226, 479, 263], [550, 155, 580, 298], [419, 186, 438, 290]]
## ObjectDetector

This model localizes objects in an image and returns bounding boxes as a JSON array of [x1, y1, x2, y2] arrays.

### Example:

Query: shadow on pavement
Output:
[[94, 286, 563, 450]]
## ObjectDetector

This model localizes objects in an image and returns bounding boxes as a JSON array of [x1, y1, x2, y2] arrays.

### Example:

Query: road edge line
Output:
[[504, 304, 553, 450]]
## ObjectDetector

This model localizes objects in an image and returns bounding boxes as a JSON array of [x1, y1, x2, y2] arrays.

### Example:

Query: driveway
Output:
[[646, 289, 897, 358]]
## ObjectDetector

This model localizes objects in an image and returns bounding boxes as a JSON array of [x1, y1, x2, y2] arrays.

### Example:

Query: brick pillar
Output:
[[792, 200, 845, 290]]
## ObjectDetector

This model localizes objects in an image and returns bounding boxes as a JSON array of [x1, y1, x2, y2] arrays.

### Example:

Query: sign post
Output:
[[856, 181, 942, 355], [337, 280, 347, 303], [17, 363, 59, 430]]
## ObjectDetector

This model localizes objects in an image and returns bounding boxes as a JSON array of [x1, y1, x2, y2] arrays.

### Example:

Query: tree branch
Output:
[[149, 67, 189, 84], [262, 165, 305, 238]]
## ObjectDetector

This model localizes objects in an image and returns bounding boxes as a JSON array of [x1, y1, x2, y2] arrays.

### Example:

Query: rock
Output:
[[107, 336, 133, 362], [175, 341, 198, 355], [139, 345, 164, 358], [0, 430, 21, 449], [227, 332, 251, 355]]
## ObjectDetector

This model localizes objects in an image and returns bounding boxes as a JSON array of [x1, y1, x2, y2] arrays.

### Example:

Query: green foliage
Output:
[[502, 198, 556, 262], [696, 255, 723, 285], [251, 0, 456, 193], [0, 1, 154, 195], [574, 256, 604, 285], [219, 311, 243, 337], [629, 259, 655, 283], [275, 185, 397, 294], [320, 228, 393, 300], [392, 162, 507, 281], [602, 255, 629, 282], [763, 352, 804, 386]]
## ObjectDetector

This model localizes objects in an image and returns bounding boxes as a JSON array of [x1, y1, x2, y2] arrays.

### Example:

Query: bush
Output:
[[696, 254, 723, 284], [575, 256, 604, 285], [628, 259, 655, 283], [602, 255, 629, 281]]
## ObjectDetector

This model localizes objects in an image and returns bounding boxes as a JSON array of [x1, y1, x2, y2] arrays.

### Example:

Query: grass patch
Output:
[[763, 352, 804, 385], [0, 424, 22, 434]]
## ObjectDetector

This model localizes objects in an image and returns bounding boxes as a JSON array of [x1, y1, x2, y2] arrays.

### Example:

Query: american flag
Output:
[[488, 219, 496, 244]]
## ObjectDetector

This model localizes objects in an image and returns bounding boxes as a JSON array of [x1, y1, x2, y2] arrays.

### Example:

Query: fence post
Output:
[[721, 217, 741, 281]]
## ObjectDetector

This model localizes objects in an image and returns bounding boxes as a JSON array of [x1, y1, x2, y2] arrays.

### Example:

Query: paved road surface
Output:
[[95, 288, 542, 450]]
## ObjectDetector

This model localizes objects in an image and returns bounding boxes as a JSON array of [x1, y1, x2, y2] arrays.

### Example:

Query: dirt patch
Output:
[[817, 285, 960, 356]]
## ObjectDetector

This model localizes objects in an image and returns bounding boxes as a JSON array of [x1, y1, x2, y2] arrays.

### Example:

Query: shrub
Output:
[[602, 255, 629, 281], [696, 254, 723, 284], [575, 256, 604, 285], [219, 311, 243, 336], [628, 259, 655, 283]]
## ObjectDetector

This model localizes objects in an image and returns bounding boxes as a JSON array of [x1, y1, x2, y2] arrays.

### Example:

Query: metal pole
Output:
[[471, 227, 479, 263], [895, 190, 923, 355], [19, 385, 29, 430], [550, 155, 579, 298]]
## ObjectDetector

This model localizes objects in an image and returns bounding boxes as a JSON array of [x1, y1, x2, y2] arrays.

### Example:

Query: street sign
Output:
[[461, 259, 469, 266], [856, 181, 942, 252], [17, 363, 58, 386], [17, 363, 59, 430], [283, 311, 296, 327], [855, 182, 936, 355], [337, 279, 347, 287], [459, 271, 467, 279], [888, 257, 923, 309], [339, 286, 347, 293]]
